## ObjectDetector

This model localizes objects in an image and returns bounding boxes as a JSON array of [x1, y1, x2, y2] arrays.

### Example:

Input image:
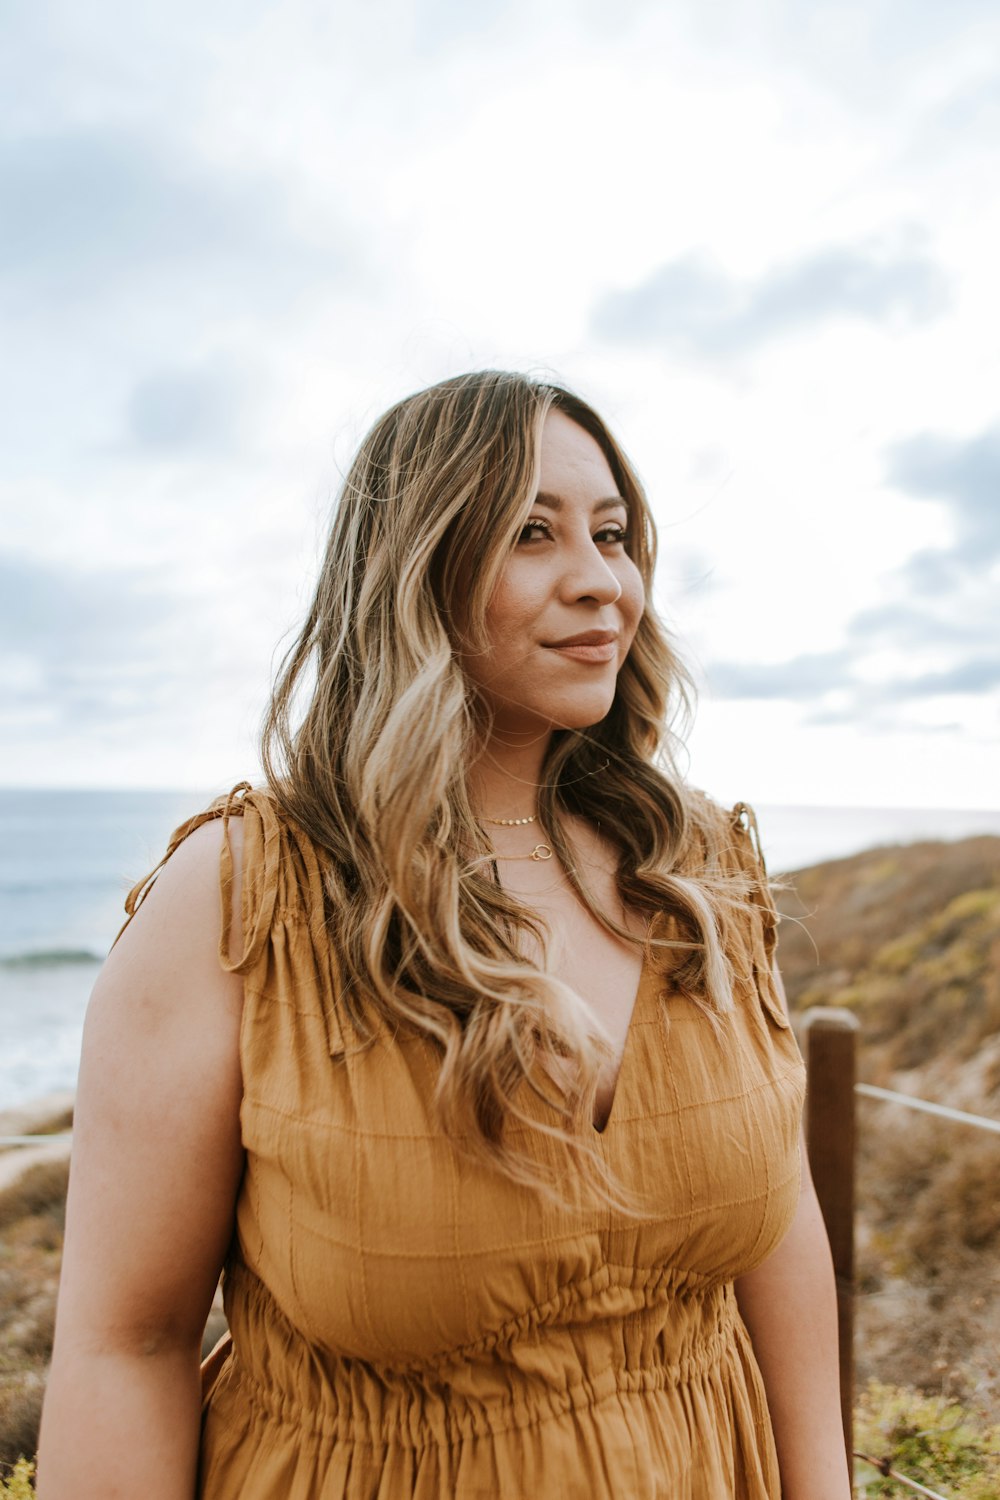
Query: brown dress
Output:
[[125, 786, 805, 1499]]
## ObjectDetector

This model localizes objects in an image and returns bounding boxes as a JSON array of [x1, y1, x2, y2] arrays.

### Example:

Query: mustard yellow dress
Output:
[[129, 786, 805, 1499]]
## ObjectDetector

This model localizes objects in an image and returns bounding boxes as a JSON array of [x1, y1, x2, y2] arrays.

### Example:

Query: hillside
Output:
[[776, 834, 1000, 1426]]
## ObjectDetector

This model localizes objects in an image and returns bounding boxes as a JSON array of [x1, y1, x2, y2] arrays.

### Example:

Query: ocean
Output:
[[3, 788, 1000, 1111]]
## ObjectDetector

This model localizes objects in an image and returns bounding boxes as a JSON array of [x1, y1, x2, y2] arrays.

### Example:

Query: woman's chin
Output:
[[489, 692, 616, 737]]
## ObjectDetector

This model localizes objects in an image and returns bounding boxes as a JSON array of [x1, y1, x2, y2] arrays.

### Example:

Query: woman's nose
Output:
[[558, 537, 622, 604]]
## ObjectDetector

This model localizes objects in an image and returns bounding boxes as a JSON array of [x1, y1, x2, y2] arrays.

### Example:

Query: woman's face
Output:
[[464, 408, 645, 737]]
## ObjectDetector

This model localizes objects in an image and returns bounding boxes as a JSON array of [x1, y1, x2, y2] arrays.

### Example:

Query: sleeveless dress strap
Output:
[[217, 781, 251, 971], [113, 782, 279, 974], [731, 801, 768, 880], [220, 784, 282, 975], [729, 801, 781, 977]]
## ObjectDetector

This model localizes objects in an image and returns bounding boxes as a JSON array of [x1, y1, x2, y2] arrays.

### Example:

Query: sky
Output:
[[2, 0, 999, 809]]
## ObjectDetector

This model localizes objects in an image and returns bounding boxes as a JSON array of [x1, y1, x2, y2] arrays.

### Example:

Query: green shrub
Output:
[[855, 1380, 1000, 1498], [0, 1458, 35, 1497]]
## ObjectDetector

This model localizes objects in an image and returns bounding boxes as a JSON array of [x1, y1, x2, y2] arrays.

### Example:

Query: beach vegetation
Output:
[[855, 1380, 1000, 1498], [0, 1156, 67, 1471], [0, 1457, 35, 1498]]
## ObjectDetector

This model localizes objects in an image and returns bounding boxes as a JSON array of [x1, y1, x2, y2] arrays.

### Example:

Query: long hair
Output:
[[261, 370, 739, 1203]]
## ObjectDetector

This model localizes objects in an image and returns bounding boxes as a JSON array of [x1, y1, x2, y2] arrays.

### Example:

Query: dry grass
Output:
[[0, 1159, 68, 1469], [777, 835, 1000, 1009], [0, 1161, 69, 1238]]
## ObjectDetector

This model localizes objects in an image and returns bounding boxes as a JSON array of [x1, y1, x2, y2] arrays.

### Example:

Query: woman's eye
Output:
[[515, 519, 629, 546], [517, 520, 551, 543]]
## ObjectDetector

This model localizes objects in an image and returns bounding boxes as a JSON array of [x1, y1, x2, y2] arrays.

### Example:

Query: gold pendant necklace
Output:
[[491, 842, 553, 862]]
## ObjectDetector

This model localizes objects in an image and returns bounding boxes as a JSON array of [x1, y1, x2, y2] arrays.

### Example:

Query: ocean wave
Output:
[[0, 947, 104, 970]]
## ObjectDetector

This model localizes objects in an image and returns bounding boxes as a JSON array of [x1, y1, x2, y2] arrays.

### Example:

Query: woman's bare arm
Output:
[[734, 964, 852, 1500], [37, 818, 245, 1500], [735, 1141, 852, 1500]]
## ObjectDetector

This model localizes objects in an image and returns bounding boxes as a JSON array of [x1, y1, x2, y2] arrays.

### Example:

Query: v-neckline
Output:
[[591, 942, 650, 1136]]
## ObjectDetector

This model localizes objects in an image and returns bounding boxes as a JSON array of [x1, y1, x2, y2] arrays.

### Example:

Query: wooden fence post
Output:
[[800, 1006, 859, 1468]]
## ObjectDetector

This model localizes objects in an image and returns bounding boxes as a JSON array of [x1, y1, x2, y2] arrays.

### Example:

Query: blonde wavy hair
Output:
[[261, 370, 739, 1203]]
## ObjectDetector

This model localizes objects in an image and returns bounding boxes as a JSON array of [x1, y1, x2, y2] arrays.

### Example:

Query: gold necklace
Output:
[[482, 807, 552, 860], [491, 841, 553, 862]]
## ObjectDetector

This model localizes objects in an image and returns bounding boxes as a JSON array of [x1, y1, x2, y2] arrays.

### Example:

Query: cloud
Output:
[[0, 552, 182, 726], [897, 549, 970, 597], [0, 128, 350, 310], [705, 418, 1000, 722], [846, 600, 1000, 649], [124, 362, 256, 453], [591, 239, 949, 358], [882, 658, 1000, 699], [888, 423, 1000, 565], [707, 648, 1000, 712], [706, 650, 855, 700], [409, 0, 526, 51], [708, 541, 999, 718]]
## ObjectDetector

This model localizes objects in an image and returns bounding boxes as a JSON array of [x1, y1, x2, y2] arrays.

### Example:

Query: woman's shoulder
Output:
[[114, 781, 287, 974], [113, 797, 247, 971], [145, 780, 325, 972]]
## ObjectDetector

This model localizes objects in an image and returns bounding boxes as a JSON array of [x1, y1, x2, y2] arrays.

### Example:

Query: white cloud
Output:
[[592, 237, 949, 359], [889, 423, 1000, 565]]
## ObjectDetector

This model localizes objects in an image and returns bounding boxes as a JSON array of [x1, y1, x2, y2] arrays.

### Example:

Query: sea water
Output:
[[0, 789, 210, 1111], [2, 789, 1000, 1110]]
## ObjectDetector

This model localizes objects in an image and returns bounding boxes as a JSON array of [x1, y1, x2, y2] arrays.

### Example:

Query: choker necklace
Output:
[[482, 808, 550, 860]]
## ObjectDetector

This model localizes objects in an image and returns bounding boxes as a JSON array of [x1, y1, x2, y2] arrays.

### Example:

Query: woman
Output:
[[39, 371, 851, 1498]]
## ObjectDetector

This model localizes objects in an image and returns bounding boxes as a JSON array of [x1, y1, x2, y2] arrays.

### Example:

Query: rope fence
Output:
[[0, 1134, 73, 1147], [854, 1083, 1000, 1136]]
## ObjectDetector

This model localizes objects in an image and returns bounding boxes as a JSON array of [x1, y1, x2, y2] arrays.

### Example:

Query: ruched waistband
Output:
[[219, 1259, 748, 1452]]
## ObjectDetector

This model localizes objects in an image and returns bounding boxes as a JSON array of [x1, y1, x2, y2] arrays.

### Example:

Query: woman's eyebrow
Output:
[[533, 491, 629, 514]]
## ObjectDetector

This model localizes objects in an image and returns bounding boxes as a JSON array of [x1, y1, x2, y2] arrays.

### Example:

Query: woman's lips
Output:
[[542, 641, 618, 663]]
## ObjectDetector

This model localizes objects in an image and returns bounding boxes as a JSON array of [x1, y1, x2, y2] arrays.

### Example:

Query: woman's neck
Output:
[[468, 730, 553, 824]]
